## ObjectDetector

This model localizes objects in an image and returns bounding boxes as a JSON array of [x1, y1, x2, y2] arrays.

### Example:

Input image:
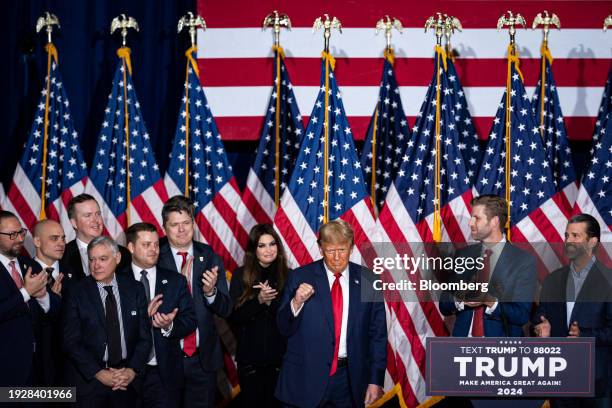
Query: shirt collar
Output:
[[96, 273, 118, 290], [170, 243, 193, 257], [482, 238, 506, 255], [34, 257, 59, 271], [132, 263, 156, 281], [76, 238, 89, 251], [570, 256, 596, 278]]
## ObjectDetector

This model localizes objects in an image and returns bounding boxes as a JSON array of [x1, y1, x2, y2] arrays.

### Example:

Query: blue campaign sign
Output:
[[426, 337, 596, 398]]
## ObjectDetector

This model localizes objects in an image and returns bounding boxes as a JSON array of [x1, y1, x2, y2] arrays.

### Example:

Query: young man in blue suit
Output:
[[440, 195, 537, 337], [62, 236, 152, 407], [275, 219, 387, 408], [0, 210, 60, 386], [125, 222, 196, 408], [534, 214, 612, 408], [156, 195, 232, 408]]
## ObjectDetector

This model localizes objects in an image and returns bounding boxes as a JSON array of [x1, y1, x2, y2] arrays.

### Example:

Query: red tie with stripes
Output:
[[179, 251, 197, 357], [9, 261, 23, 289], [471, 249, 492, 337], [329, 272, 343, 376]]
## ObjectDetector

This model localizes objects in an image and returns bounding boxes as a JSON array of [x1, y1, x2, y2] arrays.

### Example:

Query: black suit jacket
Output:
[[61, 273, 152, 396], [0, 256, 60, 386], [129, 265, 197, 390], [61, 239, 132, 281], [157, 238, 232, 371], [535, 261, 612, 397]]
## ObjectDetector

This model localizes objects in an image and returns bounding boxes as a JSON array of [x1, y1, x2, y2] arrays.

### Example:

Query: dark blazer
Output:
[[0, 256, 60, 386], [228, 264, 287, 366], [274, 260, 387, 408], [130, 265, 197, 390], [61, 273, 152, 396], [535, 261, 612, 397], [61, 239, 132, 281], [440, 243, 537, 337], [157, 238, 232, 371]]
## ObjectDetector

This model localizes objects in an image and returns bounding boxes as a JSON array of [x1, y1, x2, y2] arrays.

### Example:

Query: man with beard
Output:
[[0, 210, 60, 386], [534, 214, 612, 408], [61, 194, 131, 280]]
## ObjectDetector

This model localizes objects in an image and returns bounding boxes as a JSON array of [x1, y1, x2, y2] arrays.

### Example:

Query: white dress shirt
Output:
[[292, 263, 350, 358], [34, 257, 60, 280], [0, 253, 50, 312], [76, 238, 90, 276]]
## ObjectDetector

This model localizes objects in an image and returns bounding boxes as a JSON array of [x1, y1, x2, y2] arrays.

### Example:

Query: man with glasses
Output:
[[275, 219, 387, 407], [0, 210, 60, 386]]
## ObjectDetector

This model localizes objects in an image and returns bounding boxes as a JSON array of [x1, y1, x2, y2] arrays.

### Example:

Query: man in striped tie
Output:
[[156, 195, 232, 408], [0, 210, 60, 386], [275, 219, 387, 408]]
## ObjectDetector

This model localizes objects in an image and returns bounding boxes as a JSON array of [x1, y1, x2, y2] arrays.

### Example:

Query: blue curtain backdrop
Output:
[[1, 0, 591, 193], [1, 0, 255, 191]]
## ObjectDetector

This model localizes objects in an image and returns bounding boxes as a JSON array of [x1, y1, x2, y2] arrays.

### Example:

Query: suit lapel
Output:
[[159, 243, 178, 273], [314, 261, 334, 335], [347, 263, 360, 339], [155, 271, 164, 296], [67, 240, 86, 279], [0, 262, 19, 292], [86, 277, 106, 327]]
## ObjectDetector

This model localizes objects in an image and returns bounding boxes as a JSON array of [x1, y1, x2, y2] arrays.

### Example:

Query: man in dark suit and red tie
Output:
[[125, 222, 196, 408], [156, 195, 232, 408], [0, 210, 60, 386], [275, 219, 387, 408], [534, 214, 612, 408], [61, 193, 131, 280], [440, 195, 537, 338], [62, 236, 151, 407]]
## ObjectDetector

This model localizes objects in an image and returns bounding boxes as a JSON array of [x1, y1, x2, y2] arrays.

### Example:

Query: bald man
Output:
[[33, 219, 77, 297]]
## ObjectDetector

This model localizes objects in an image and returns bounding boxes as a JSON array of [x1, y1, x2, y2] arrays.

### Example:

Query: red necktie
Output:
[[471, 249, 492, 337], [9, 261, 23, 289], [179, 251, 197, 357], [329, 273, 343, 376]]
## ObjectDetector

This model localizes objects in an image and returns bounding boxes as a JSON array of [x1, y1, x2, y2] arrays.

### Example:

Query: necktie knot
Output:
[[140, 270, 148, 278], [334, 272, 342, 280], [104, 285, 113, 295]]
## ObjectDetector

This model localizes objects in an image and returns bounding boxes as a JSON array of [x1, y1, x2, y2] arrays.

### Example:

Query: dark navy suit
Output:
[[275, 260, 387, 408], [157, 238, 232, 407], [0, 256, 60, 386], [61, 273, 152, 404], [127, 265, 197, 408], [440, 243, 537, 337], [535, 261, 612, 403]]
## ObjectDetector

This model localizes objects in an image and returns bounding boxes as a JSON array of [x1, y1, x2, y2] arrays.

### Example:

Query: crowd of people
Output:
[[0, 193, 610, 408]]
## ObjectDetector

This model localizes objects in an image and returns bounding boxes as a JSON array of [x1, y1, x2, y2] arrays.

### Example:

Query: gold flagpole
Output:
[[425, 13, 448, 243], [35, 12, 60, 220], [313, 14, 342, 225], [532, 11, 560, 140], [263, 11, 291, 207], [111, 14, 139, 227], [497, 11, 526, 241], [371, 16, 402, 214], [178, 12, 207, 197]]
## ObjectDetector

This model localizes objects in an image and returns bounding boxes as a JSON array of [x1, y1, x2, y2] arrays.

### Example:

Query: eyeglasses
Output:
[[0, 228, 28, 240]]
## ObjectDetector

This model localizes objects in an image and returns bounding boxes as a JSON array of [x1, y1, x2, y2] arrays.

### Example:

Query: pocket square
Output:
[[131, 310, 137, 316]]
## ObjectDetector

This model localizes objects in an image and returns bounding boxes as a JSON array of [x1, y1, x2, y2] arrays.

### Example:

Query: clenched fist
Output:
[[292, 283, 314, 311]]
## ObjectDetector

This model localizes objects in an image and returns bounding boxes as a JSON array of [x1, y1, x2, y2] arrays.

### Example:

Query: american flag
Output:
[[574, 69, 612, 249], [360, 50, 411, 211], [376, 46, 472, 406], [237, 45, 304, 230], [164, 47, 246, 272], [531, 43, 578, 218], [273, 50, 378, 269], [445, 56, 481, 184], [86, 47, 168, 242], [474, 43, 562, 274], [196, 1, 609, 144], [4, 44, 88, 252]]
